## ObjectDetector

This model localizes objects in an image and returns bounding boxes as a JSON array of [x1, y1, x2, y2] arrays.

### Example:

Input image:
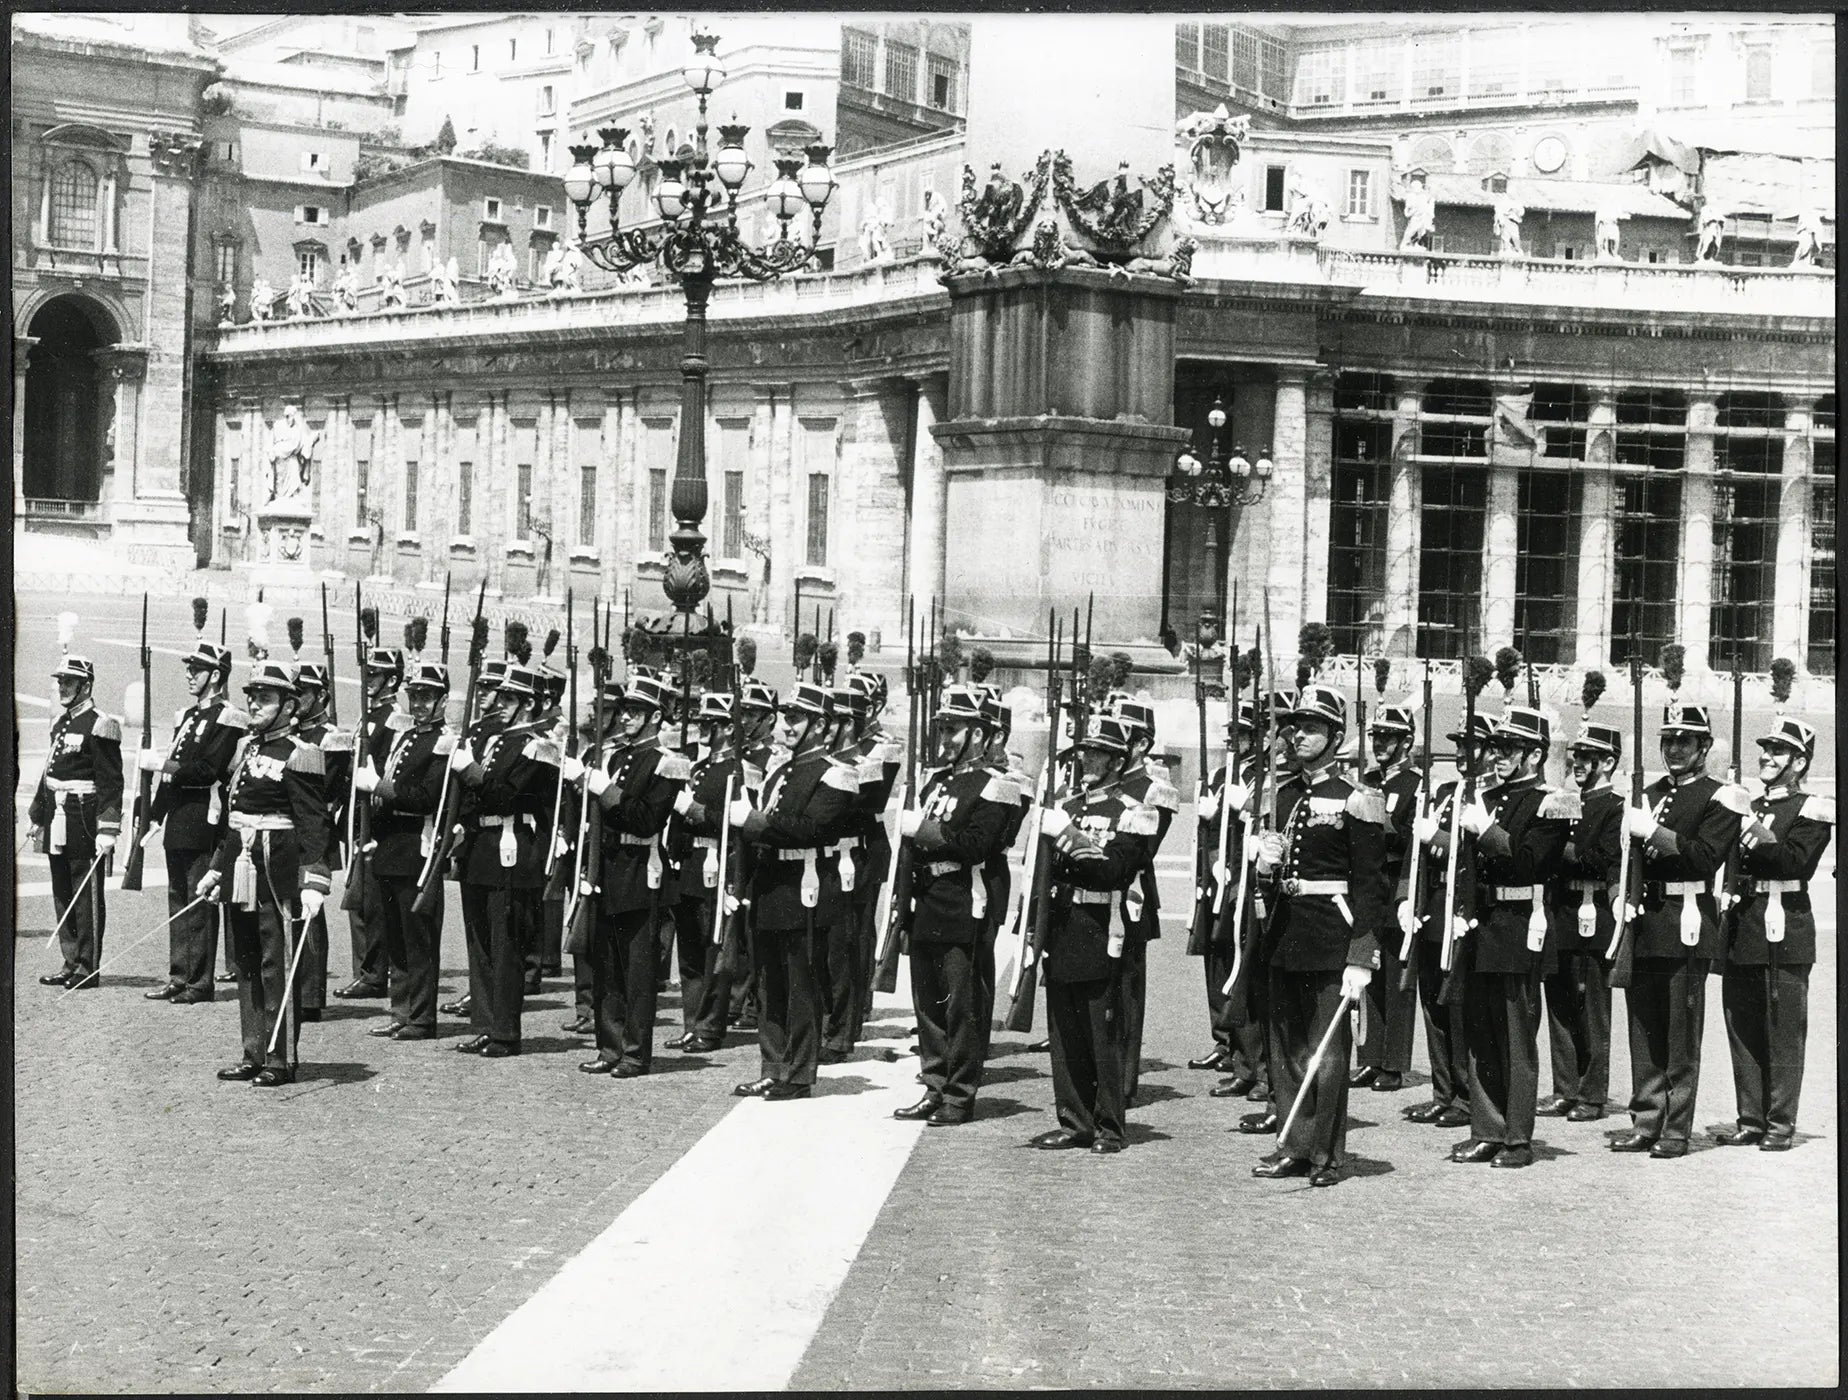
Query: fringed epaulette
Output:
[[981, 770, 1023, 805], [91, 713, 123, 742], [286, 738, 326, 775], [385, 710, 415, 732], [656, 749, 693, 782], [1344, 786, 1387, 825], [1800, 793, 1836, 825], [523, 736, 562, 767], [1120, 802, 1160, 837], [434, 733, 457, 756], [1537, 788, 1582, 822], [1143, 777, 1180, 812], [217, 706, 251, 731], [320, 729, 355, 754], [1714, 782, 1755, 816], [871, 738, 904, 767], [821, 760, 861, 792]]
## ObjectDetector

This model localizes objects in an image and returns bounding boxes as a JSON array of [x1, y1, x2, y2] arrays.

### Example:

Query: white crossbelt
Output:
[[1492, 885, 1537, 901], [1066, 888, 1114, 904], [1279, 878, 1346, 895]]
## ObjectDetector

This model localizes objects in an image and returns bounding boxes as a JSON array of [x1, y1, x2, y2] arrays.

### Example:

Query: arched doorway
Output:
[[23, 294, 114, 506]]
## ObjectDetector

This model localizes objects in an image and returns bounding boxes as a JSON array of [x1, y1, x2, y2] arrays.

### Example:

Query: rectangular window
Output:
[[516, 463, 533, 539], [509, 37, 517, 62], [1359, 49, 1401, 104], [1326, 428, 1390, 654], [432, 50, 441, 77], [1744, 45, 1773, 102], [1230, 25, 1261, 92], [1514, 470, 1577, 664], [1410, 33, 1460, 102], [805, 473, 830, 566], [1468, 31, 1521, 98], [1808, 444, 1836, 673], [884, 41, 918, 101], [534, 204, 553, 230], [546, 26, 554, 54], [1201, 24, 1229, 81], [484, 197, 503, 222], [1295, 45, 1344, 107], [539, 84, 555, 116], [1345, 169, 1374, 218], [722, 469, 744, 558], [841, 28, 876, 88], [647, 468, 668, 551], [1416, 465, 1487, 659], [477, 237, 489, 276], [471, 44, 480, 71], [457, 460, 473, 535], [228, 456, 241, 517], [355, 455, 368, 521], [1669, 48, 1700, 105], [578, 464, 596, 547], [538, 132, 552, 167], [296, 247, 324, 281], [785, 90, 804, 110], [300, 151, 326, 172], [1176, 22, 1200, 70], [1611, 474, 1682, 662], [1260, 35, 1288, 102], [927, 56, 957, 111], [297, 205, 326, 225], [404, 462, 419, 532], [49, 160, 99, 248], [215, 241, 237, 285], [1710, 474, 1779, 672], [1263, 166, 1287, 212]]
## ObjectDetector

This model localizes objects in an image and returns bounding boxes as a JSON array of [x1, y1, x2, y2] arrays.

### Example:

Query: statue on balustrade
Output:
[[265, 405, 321, 511], [1492, 192, 1526, 257], [378, 257, 406, 308], [249, 276, 276, 323], [430, 255, 460, 306], [920, 188, 948, 260], [1791, 208, 1824, 268], [217, 281, 237, 326], [1695, 208, 1726, 264], [1398, 169, 1435, 251], [1594, 205, 1624, 261], [858, 201, 894, 266], [545, 239, 584, 294], [1176, 104, 1248, 228], [286, 271, 315, 319], [1283, 169, 1331, 241], [487, 240, 520, 299], [333, 264, 359, 312]]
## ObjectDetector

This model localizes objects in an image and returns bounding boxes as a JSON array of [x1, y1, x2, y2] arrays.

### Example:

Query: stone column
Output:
[[1482, 459, 1520, 648], [1265, 370, 1310, 649], [93, 344, 148, 508], [906, 374, 948, 612], [1772, 399, 1813, 664], [767, 385, 796, 637], [1680, 395, 1717, 671], [845, 376, 908, 645], [1301, 371, 1336, 628], [745, 386, 776, 630], [1574, 389, 1618, 668], [610, 388, 635, 604], [1383, 381, 1423, 657], [13, 335, 36, 513]]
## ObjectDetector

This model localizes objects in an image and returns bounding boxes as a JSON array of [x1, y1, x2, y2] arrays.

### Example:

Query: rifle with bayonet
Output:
[[1606, 654, 1644, 989], [1002, 610, 1065, 1033], [342, 589, 380, 919], [1719, 662, 1747, 917], [120, 592, 155, 891], [542, 589, 577, 903], [1190, 586, 1239, 956], [413, 582, 488, 917], [438, 570, 453, 667], [1219, 609, 1263, 999], [1398, 658, 1434, 993], [714, 596, 752, 979], [320, 583, 341, 726], [872, 601, 921, 994], [564, 600, 609, 953], [1438, 641, 1488, 1004]]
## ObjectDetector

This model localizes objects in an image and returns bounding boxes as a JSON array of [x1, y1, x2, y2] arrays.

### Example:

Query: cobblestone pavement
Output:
[[12, 592, 1840, 1392]]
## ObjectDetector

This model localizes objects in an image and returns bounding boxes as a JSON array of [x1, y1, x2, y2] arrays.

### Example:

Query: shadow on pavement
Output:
[[814, 1074, 879, 1098], [1125, 1123, 1174, 1145], [1128, 1083, 1186, 1107], [968, 1096, 1038, 1123], [1341, 1154, 1394, 1179], [1531, 1138, 1578, 1161]]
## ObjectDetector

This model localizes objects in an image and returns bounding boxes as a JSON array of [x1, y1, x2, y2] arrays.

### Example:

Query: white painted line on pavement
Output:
[[432, 1050, 927, 1394]]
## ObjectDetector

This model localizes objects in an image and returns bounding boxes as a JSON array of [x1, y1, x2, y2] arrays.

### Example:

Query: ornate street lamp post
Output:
[[563, 29, 837, 627], [1163, 395, 1273, 639]]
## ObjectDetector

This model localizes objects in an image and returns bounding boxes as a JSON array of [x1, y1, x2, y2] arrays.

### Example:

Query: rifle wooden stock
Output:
[[1607, 655, 1645, 988], [871, 777, 910, 994], [1002, 612, 1064, 1033], [120, 592, 154, 891], [1397, 661, 1435, 992], [413, 582, 488, 915], [342, 588, 378, 919]]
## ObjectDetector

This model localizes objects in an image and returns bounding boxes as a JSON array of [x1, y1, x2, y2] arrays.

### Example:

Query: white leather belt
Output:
[[1280, 878, 1346, 895], [230, 813, 294, 833], [827, 838, 862, 852], [1569, 879, 1603, 893], [1067, 888, 1114, 904], [924, 860, 967, 876], [476, 814, 537, 829], [1660, 880, 1705, 897], [773, 848, 819, 861], [1493, 885, 1537, 901], [614, 832, 653, 846], [47, 779, 97, 795], [1748, 879, 1803, 895], [692, 836, 719, 850]]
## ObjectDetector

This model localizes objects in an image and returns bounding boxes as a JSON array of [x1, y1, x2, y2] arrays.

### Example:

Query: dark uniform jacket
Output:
[[906, 762, 1017, 945], [1261, 765, 1385, 973], [31, 701, 125, 848], [1545, 784, 1624, 952], [150, 695, 244, 850], [738, 747, 859, 930], [666, 743, 747, 904], [846, 728, 904, 897], [1413, 778, 1470, 947], [371, 719, 453, 879], [1115, 760, 1178, 941], [1363, 761, 1423, 905], [1728, 787, 1834, 966], [596, 736, 690, 915], [1467, 775, 1573, 975], [982, 756, 1036, 928], [1042, 785, 1156, 983], [1632, 771, 1749, 960], [455, 718, 560, 889], [296, 709, 356, 871], [209, 724, 331, 903], [1194, 755, 1256, 951]]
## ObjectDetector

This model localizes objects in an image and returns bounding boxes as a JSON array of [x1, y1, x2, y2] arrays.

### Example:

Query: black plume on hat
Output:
[[505, 619, 528, 659], [408, 616, 428, 651], [360, 605, 379, 643], [192, 596, 210, 632], [543, 627, 560, 659], [468, 614, 490, 664], [287, 617, 305, 656]]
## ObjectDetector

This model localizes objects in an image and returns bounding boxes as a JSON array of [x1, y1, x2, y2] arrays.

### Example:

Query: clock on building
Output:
[[1531, 134, 1568, 174]]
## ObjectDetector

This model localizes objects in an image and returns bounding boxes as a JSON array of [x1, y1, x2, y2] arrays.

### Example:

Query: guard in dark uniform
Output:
[[729, 682, 858, 1101], [1717, 717, 1833, 1152], [335, 646, 404, 1000], [1402, 713, 1493, 1129], [139, 640, 243, 1002], [843, 671, 903, 1047], [580, 675, 688, 1077], [290, 662, 353, 1021], [726, 678, 779, 1031], [353, 660, 454, 1041], [29, 652, 124, 991], [1028, 716, 1155, 1154], [1539, 722, 1626, 1122], [1249, 686, 1383, 1187], [977, 691, 1033, 1036], [448, 663, 559, 1058], [1229, 691, 1293, 1124], [1352, 702, 1421, 1093], [1107, 698, 1179, 1105], [197, 663, 331, 1085], [442, 658, 505, 1022], [1610, 702, 1749, 1158], [664, 691, 743, 1055], [808, 686, 870, 1061], [891, 686, 1017, 1125], [1189, 700, 1250, 1076], [1447, 707, 1572, 1169], [530, 657, 570, 984]]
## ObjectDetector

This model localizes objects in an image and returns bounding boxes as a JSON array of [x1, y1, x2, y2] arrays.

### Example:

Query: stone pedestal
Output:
[[238, 501, 327, 603]]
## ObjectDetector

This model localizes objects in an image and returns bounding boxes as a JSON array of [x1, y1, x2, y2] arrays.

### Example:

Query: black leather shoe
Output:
[[1490, 1145, 1534, 1169], [1188, 1048, 1232, 1071], [1252, 1156, 1310, 1178], [818, 1046, 849, 1065], [168, 989, 212, 1004], [298, 1007, 322, 1022], [927, 1107, 971, 1127], [663, 1032, 694, 1051], [1237, 1113, 1280, 1135], [1246, 1084, 1271, 1102], [1026, 1039, 1051, 1053], [334, 980, 387, 999], [683, 1038, 721, 1053], [368, 1021, 406, 1038], [763, 1081, 810, 1101], [1713, 1125, 1765, 1146], [477, 1042, 519, 1059], [1090, 1138, 1123, 1154], [611, 1062, 647, 1079], [1432, 1106, 1472, 1128], [252, 1068, 294, 1087], [441, 997, 472, 1017], [216, 1063, 261, 1081], [455, 1035, 490, 1054], [893, 1095, 943, 1121], [734, 1077, 776, 1098], [65, 974, 100, 990], [1349, 1065, 1380, 1088], [1648, 1139, 1687, 1159], [1450, 1139, 1501, 1164], [1609, 1131, 1656, 1153], [562, 1016, 592, 1034], [1368, 1071, 1404, 1092], [523, 977, 542, 995], [1535, 1095, 1572, 1117], [1309, 1165, 1342, 1188], [391, 1025, 434, 1041], [1030, 1130, 1091, 1150], [216, 971, 238, 984], [1404, 1102, 1445, 1123], [143, 983, 181, 999], [1758, 1136, 1793, 1153], [578, 1058, 616, 1074], [40, 972, 73, 987], [1566, 1103, 1607, 1123], [1209, 1075, 1257, 1098], [731, 1014, 758, 1032]]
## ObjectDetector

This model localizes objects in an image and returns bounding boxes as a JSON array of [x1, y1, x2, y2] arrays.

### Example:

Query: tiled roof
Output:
[[1419, 172, 1689, 219]]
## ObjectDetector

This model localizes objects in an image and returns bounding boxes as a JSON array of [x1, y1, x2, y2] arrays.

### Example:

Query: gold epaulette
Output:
[[434, 733, 457, 756], [523, 736, 562, 766], [1714, 782, 1755, 816], [91, 713, 123, 742], [218, 706, 251, 731], [821, 761, 861, 793], [385, 711, 415, 732], [1120, 802, 1160, 837], [285, 738, 326, 775], [981, 770, 1023, 805], [656, 749, 693, 782], [1537, 788, 1582, 822], [871, 738, 904, 766], [1144, 777, 1180, 812], [1800, 793, 1836, 824], [1344, 786, 1386, 824], [320, 729, 355, 754]]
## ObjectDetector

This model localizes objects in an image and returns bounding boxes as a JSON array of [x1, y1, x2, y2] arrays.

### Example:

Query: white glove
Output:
[[1254, 831, 1285, 874], [195, 869, 222, 898], [300, 888, 325, 922], [1396, 900, 1417, 936], [673, 787, 696, 816], [898, 810, 925, 838], [1340, 965, 1373, 1000], [140, 826, 161, 849], [448, 743, 475, 774], [586, 767, 613, 797], [1740, 818, 1774, 848], [353, 763, 381, 793], [136, 747, 167, 773], [1413, 814, 1441, 846], [1197, 787, 1220, 820], [1039, 808, 1073, 839], [95, 833, 117, 856], [1458, 799, 1492, 837], [560, 756, 586, 783], [1225, 781, 1250, 811], [1623, 805, 1659, 841], [1242, 831, 1265, 864], [727, 798, 754, 828]]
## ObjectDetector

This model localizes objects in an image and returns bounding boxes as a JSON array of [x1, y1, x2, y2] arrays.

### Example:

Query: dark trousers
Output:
[[974, 919, 999, 1039], [299, 908, 328, 1010], [49, 842, 105, 981], [573, 952, 594, 1019], [912, 939, 987, 1114], [1203, 940, 1236, 1051], [1464, 969, 1543, 1148], [1268, 967, 1353, 1168], [518, 891, 545, 990], [1624, 957, 1711, 1144], [671, 896, 731, 1041], [540, 892, 564, 975], [849, 891, 879, 1044], [1228, 951, 1271, 1098], [1721, 962, 1810, 1141], [1120, 931, 1149, 1100], [165, 846, 216, 994], [380, 872, 441, 1031], [727, 918, 757, 1022], [1358, 939, 1417, 1073], [654, 907, 676, 993], [228, 899, 297, 1071], [1047, 973, 1126, 1148], [756, 921, 821, 1086], [1543, 950, 1611, 1106], [590, 908, 659, 1070], [815, 913, 859, 1053], [459, 883, 525, 1048], [1416, 945, 1471, 1109], [347, 877, 389, 988]]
